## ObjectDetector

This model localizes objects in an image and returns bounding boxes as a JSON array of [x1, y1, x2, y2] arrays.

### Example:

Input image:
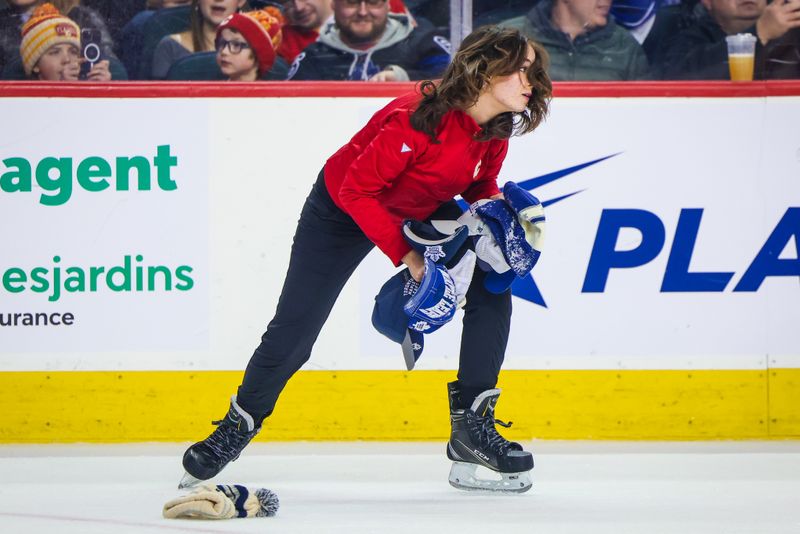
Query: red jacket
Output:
[[278, 25, 318, 64], [325, 92, 507, 266]]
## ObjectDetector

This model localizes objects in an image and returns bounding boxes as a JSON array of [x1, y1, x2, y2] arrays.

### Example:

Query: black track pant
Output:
[[236, 171, 512, 422]]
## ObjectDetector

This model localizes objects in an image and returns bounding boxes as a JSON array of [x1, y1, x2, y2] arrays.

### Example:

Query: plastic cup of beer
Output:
[[725, 33, 756, 81]]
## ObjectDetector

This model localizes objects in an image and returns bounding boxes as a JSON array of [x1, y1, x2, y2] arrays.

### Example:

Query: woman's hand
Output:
[[402, 249, 425, 282]]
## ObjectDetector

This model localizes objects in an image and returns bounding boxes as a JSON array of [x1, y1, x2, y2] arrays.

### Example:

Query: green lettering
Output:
[[89, 266, 105, 291], [30, 267, 50, 293], [107, 255, 132, 291], [175, 265, 194, 290], [36, 157, 72, 206], [116, 156, 150, 191], [154, 145, 178, 191], [77, 156, 111, 192], [1, 157, 32, 192], [2, 268, 27, 293], [64, 267, 86, 292], [49, 256, 61, 302], [148, 265, 172, 290]]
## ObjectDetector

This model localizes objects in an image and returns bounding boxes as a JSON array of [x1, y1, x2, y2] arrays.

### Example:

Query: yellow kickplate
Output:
[[0, 369, 794, 443], [768, 368, 800, 437]]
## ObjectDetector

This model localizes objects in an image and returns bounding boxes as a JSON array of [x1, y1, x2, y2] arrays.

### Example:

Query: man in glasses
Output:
[[287, 0, 450, 81]]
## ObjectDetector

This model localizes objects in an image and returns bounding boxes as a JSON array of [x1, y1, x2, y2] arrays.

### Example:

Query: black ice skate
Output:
[[179, 395, 261, 489], [446, 382, 533, 493]]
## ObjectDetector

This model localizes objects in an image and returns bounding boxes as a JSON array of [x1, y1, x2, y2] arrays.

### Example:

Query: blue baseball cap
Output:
[[372, 257, 457, 371]]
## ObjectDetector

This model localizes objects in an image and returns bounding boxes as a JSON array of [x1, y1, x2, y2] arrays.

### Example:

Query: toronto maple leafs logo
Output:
[[424, 245, 446, 262], [410, 320, 431, 332]]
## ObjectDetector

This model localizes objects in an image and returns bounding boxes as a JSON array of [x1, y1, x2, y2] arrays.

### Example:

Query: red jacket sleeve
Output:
[[461, 139, 507, 204], [337, 111, 426, 266]]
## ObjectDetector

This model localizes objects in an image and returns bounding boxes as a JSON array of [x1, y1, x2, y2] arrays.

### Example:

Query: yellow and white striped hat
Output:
[[20, 3, 80, 76]]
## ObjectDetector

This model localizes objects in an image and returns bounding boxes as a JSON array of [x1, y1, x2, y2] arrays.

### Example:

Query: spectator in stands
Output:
[[0, 0, 37, 73], [150, 0, 245, 79], [277, 0, 414, 64], [288, 0, 450, 81], [501, 0, 650, 80], [760, 27, 799, 78], [658, 0, 800, 79], [1, 0, 123, 78], [215, 7, 282, 80], [277, 0, 333, 63], [51, 0, 117, 62], [119, 0, 192, 80], [19, 2, 111, 80], [626, 0, 702, 69]]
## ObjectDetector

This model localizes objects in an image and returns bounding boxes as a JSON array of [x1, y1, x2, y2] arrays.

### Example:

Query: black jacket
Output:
[[657, 5, 799, 80], [658, 7, 744, 79]]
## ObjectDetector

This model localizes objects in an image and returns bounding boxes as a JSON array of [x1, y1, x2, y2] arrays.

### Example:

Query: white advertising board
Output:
[[1, 95, 798, 371], [0, 100, 209, 359]]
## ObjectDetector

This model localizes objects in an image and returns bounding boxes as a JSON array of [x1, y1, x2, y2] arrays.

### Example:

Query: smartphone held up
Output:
[[79, 28, 102, 80]]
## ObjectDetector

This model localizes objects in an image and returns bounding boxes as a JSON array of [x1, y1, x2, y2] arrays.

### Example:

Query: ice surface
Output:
[[1, 441, 799, 534]]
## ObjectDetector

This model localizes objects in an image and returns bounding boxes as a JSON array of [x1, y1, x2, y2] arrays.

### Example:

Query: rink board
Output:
[[0, 82, 798, 442], [0, 368, 797, 442]]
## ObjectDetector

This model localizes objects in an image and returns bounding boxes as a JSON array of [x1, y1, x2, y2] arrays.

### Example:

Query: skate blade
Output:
[[178, 471, 204, 489], [448, 461, 532, 494]]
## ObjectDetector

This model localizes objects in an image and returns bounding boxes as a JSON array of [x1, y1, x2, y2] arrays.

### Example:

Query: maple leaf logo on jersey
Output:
[[423, 245, 446, 262]]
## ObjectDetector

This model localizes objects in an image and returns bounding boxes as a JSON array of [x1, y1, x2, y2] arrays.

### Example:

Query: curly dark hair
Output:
[[411, 26, 552, 143]]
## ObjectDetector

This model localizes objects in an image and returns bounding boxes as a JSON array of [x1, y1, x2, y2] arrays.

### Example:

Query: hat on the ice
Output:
[[20, 3, 80, 76], [163, 484, 279, 519], [216, 9, 283, 76]]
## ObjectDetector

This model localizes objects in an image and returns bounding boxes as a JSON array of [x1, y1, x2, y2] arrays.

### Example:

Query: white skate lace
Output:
[[475, 414, 520, 455], [205, 416, 257, 462]]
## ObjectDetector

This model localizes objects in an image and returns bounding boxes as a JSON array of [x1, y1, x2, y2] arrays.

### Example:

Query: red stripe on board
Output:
[[1, 80, 799, 98]]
